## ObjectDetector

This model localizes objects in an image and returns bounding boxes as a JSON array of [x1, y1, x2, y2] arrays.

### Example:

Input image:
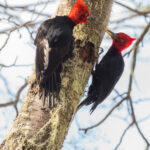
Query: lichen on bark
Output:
[[0, 0, 114, 150]]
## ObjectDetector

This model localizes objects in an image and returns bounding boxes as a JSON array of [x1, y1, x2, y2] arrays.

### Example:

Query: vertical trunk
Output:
[[0, 0, 114, 149]]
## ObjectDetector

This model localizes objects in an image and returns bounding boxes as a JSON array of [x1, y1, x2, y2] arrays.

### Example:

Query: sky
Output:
[[0, 0, 150, 149]]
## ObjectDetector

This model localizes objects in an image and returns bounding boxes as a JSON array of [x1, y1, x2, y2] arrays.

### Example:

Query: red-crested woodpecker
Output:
[[35, 0, 90, 107], [78, 28, 136, 113]]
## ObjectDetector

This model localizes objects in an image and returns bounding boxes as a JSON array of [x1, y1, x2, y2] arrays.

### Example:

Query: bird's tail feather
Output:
[[77, 91, 98, 113], [77, 95, 93, 111], [90, 102, 99, 114], [41, 65, 62, 107]]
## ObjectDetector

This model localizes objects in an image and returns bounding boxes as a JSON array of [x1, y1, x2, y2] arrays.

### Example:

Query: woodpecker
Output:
[[35, 0, 90, 107], [78, 28, 136, 113]]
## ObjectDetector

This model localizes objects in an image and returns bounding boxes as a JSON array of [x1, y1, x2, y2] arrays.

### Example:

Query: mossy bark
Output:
[[0, 0, 114, 150]]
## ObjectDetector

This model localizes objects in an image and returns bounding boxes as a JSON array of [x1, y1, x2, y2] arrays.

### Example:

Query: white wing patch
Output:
[[40, 39, 51, 70]]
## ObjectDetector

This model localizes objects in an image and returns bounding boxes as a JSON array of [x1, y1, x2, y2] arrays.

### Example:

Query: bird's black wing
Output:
[[35, 19, 52, 82], [78, 49, 124, 113], [43, 22, 74, 80], [35, 18, 74, 83], [35, 17, 74, 107]]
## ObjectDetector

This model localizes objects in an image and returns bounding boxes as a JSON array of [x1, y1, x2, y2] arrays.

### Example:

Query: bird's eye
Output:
[[120, 39, 124, 43], [85, 12, 89, 17]]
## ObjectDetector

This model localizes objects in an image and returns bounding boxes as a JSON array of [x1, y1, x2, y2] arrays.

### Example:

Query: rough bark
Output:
[[0, 0, 114, 149]]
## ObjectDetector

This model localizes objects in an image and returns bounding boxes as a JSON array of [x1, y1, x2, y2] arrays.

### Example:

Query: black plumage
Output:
[[35, 16, 76, 107], [35, 0, 90, 107], [78, 45, 124, 113], [77, 27, 136, 113]]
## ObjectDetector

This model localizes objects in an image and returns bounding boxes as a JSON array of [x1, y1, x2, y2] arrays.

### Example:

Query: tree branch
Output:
[[126, 21, 150, 148], [115, 1, 150, 16], [0, 81, 28, 109], [127, 21, 150, 94], [0, 21, 36, 34], [114, 122, 134, 150], [79, 98, 127, 132]]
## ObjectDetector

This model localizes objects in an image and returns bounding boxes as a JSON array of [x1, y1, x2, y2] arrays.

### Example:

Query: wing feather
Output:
[[35, 17, 74, 90]]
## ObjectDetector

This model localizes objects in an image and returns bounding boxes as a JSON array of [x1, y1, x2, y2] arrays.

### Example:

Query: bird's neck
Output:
[[110, 43, 122, 54], [55, 16, 76, 29], [65, 16, 76, 28]]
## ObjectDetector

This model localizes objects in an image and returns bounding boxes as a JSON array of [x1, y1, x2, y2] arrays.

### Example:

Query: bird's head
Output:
[[68, 0, 90, 24], [105, 27, 136, 53]]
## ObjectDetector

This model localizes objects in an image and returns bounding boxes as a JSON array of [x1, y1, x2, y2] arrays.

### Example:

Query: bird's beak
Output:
[[105, 27, 117, 39]]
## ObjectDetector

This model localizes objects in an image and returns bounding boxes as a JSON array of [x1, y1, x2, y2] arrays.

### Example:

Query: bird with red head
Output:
[[68, 0, 90, 24], [78, 28, 136, 113], [35, 0, 90, 108], [105, 28, 136, 52]]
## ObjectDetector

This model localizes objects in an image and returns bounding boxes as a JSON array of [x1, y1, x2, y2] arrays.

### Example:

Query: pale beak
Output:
[[105, 27, 117, 39]]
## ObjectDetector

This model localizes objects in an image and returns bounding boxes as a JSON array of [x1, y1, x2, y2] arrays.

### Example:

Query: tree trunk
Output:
[[0, 0, 113, 149]]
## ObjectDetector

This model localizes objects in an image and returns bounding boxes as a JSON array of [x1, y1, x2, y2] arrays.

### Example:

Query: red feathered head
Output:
[[105, 28, 136, 53], [68, 0, 90, 24]]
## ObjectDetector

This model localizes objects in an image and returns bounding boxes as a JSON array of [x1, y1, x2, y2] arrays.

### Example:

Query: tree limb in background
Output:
[[0, 57, 32, 69], [124, 22, 150, 57], [114, 122, 134, 150], [0, 31, 11, 51], [125, 22, 150, 149], [79, 97, 127, 132], [0, 81, 28, 116], [0, 0, 53, 51], [115, 1, 150, 17]]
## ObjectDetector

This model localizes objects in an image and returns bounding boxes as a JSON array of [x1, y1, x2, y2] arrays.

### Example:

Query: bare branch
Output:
[[0, 1, 55, 9], [0, 101, 16, 108], [0, 57, 33, 68], [127, 21, 150, 94], [0, 1, 54, 17], [115, 1, 150, 16], [0, 21, 37, 34], [0, 32, 11, 51], [129, 97, 150, 147], [124, 22, 150, 57], [114, 122, 134, 150], [113, 89, 127, 100], [123, 21, 150, 148], [110, 14, 138, 24], [79, 98, 127, 132], [0, 81, 28, 108]]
